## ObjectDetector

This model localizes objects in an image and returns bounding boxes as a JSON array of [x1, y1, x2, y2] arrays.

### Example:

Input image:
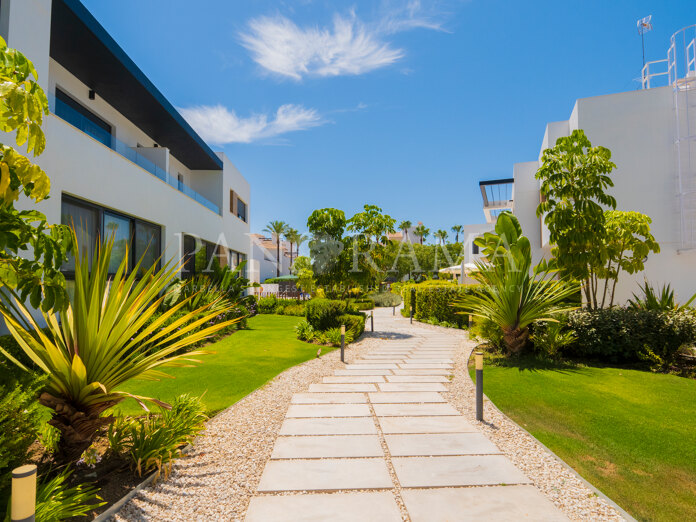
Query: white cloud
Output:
[[240, 2, 447, 80], [179, 104, 324, 144]]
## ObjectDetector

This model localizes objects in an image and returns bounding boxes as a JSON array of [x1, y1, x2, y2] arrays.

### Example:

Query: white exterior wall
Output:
[[250, 238, 291, 283], [514, 85, 696, 304], [1, 0, 250, 276]]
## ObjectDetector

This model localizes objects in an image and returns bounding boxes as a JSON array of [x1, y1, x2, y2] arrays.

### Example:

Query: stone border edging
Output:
[[464, 350, 637, 522], [93, 444, 193, 522]]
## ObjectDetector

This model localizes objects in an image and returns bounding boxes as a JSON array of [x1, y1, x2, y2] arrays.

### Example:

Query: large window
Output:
[[237, 198, 247, 222], [61, 195, 161, 276], [55, 89, 112, 147]]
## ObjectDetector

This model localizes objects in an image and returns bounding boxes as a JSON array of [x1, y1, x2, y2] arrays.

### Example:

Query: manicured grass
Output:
[[116, 315, 330, 416], [471, 356, 696, 521]]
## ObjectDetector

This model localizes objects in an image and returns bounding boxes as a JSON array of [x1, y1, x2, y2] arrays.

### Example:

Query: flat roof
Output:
[[50, 0, 223, 171]]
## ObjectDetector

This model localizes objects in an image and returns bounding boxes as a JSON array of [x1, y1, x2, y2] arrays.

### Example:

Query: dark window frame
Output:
[[236, 197, 247, 222], [472, 243, 479, 255], [61, 194, 161, 279]]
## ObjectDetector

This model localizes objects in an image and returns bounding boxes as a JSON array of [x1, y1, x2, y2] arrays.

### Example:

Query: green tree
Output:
[[284, 227, 299, 267], [291, 255, 316, 294], [0, 36, 71, 317], [414, 224, 430, 245], [599, 210, 660, 307], [435, 229, 448, 245], [398, 220, 412, 242], [307, 208, 348, 293], [263, 220, 288, 277], [536, 129, 617, 309], [459, 213, 579, 353], [347, 204, 396, 288], [451, 225, 463, 243]]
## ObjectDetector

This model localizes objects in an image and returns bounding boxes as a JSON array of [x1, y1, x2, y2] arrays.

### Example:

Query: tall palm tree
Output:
[[414, 224, 429, 245], [451, 225, 463, 243], [398, 220, 412, 243], [294, 233, 309, 263], [264, 220, 288, 277], [436, 229, 448, 245], [284, 227, 299, 268]]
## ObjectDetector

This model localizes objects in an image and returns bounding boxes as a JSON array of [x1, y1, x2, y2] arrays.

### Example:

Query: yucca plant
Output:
[[456, 213, 580, 354], [628, 281, 696, 311], [33, 468, 104, 521], [0, 234, 241, 462]]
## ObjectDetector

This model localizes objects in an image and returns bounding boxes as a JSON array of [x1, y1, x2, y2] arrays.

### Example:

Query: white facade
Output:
[[1, 0, 250, 278], [512, 74, 696, 303], [249, 235, 292, 284]]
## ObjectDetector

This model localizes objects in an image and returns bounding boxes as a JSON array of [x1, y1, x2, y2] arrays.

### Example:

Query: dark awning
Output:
[[50, 0, 222, 171]]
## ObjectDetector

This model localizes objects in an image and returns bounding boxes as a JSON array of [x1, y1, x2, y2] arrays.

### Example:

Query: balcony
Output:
[[49, 94, 221, 215], [479, 178, 514, 223]]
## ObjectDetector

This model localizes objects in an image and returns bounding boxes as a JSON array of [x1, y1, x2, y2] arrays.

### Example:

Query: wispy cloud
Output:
[[239, 1, 448, 80], [179, 104, 324, 144]]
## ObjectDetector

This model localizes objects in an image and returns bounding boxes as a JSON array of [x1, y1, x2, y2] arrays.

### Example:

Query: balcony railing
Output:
[[48, 94, 221, 215]]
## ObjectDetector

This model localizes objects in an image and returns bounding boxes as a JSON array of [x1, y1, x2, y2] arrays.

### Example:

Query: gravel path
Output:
[[113, 309, 629, 521]]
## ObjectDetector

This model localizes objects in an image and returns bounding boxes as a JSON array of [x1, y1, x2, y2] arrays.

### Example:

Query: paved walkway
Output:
[[245, 312, 568, 521]]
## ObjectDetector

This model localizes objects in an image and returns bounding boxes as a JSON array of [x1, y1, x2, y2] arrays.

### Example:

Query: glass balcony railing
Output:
[[48, 94, 221, 215]]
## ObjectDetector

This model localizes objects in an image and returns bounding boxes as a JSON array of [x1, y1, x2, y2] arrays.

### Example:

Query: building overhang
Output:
[[479, 178, 514, 223], [50, 0, 222, 171]]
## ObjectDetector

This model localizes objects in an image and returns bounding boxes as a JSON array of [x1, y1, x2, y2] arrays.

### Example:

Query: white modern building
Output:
[[491, 25, 696, 304], [1, 0, 250, 280], [248, 234, 293, 284]]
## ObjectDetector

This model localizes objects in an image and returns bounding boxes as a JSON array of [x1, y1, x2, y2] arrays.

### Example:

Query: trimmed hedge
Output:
[[339, 313, 366, 340], [396, 282, 473, 327], [368, 292, 402, 307], [257, 296, 305, 315], [305, 299, 348, 331], [567, 308, 696, 366], [351, 299, 375, 310]]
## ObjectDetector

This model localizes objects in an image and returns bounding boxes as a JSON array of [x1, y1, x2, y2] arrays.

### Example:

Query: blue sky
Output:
[[83, 0, 694, 246]]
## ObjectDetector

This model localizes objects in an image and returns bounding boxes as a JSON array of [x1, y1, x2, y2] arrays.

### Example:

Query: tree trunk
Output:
[[40, 392, 120, 463], [276, 236, 280, 277], [502, 326, 529, 354]]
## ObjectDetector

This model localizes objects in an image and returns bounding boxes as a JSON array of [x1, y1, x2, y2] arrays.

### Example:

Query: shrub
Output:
[[305, 299, 348, 331], [470, 317, 503, 349], [0, 375, 47, 508], [530, 318, 577, 358], [339, 313, 366, 340], [108, 394, 207, 480], [351, 300, 375, 310], [368, 292, 402, 307], [281, 303, 306, 316], [567, 308, 696, 367], [295, 319, 315, 341], [324, 327, 346, 346], [257, 295, 278, 314], [33, 468, 104, 521]]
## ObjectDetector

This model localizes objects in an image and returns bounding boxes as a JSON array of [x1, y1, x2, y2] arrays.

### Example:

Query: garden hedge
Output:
[[305, 299, 348, 330], [566, 308, 696, 366], [395, 282, 474, 327]]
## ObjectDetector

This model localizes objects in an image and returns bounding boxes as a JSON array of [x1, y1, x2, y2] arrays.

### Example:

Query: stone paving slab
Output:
[[391, 369, 451, 376], [309, 383, 378, 393], [323, 376, 386, 384], [246, 492, 403, 522], [385, 375, 448, 383], [271, 435, 384, 459], [286, 404, 372, 418], [398, 364, 452, 369], [257, 459, 393, 492], [401, 359, 453, 364], [392, 456, 530, 487], [408, 353, 455, 358], [378, 416, 477, 434], [291, 393, 367, 404], [344, 364, 399, 370], [361, 355, 406, 360], [401, 486, 569, 521], [378, 382, 447, 392], [372, 403, 460, 417], [384, 433, 501, 456], [279, 417, 377, 435], [368, 392, 446, 403], [352, 359, 403, 365], [335, 369, 394, 376]]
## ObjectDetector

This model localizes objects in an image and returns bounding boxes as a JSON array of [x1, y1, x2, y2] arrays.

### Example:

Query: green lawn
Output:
[[116, 315, 329, 416], [471, 356, 696, 521]]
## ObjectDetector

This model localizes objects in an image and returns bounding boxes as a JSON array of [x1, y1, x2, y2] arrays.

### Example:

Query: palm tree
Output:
[[264, 220, 288, 277], [414, 224, 429, 245], [398, 220, 412, 243], [284, 227, 299, 268], [294, 233, 309, 264], [451, 225, 463, 243], [436, 229, 448, 245]]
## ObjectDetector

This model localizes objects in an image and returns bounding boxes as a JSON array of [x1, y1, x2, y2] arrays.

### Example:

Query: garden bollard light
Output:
[[340, 325, 345, 363], [370, 310, 374, 332], [475, 352, 484, 422], [392, 305, 395, 316], [11, 464, 36, 522]]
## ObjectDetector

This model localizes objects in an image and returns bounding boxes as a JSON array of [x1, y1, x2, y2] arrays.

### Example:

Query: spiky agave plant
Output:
[[0, 234, 241, 462]]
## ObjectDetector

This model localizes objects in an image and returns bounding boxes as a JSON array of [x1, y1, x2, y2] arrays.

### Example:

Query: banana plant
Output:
[[0, 233, 241, 462]]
